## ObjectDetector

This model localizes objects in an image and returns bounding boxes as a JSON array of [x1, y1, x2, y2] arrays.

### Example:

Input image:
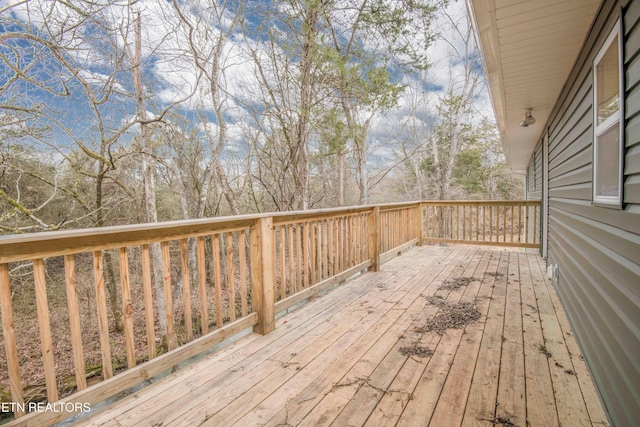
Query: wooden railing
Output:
[[422, 201, 540, 248], [0, 200, 539, 425]]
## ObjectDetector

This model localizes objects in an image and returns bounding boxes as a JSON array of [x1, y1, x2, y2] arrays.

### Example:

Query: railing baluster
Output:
[[180, 239, 193, 341], [352, 215, 358, 264], [288, 224, 295, 293], [64, 254, 87, 391], [475, 205, 479, 241], [338, 217, 343, 273], [450, 206, 454, 240], [226, 233, 236, 322], [362, 213, 368, 261], [329, 218, 335, 277], [355, 215, 361, 262], [212, 235, 223, 329], [345, 216, 350, 267], [468, 205, 472, 241], [161, 242, 176, 351], [303, 222, 309, 288], [279, 226, 286, 300], [336, 217, 342, 272], [93, 250, 113, 379], [309, 222, 316, 285], [321, 220, 327, 276], [141, 244, 156, 358], [345, 217, 350, 267], [533, 206, 538, 244], [196, 237, 208, 335], [296, 224, 303, 290], [319, 220, 326, 281], [118, 248, 136, 368], [368, 207, 380, 271], [462, 205, 466, 240], [510, 206, 515, 243], [34, 258, 57, 403], [503, 205, 507, 243], [0, 263, 25, 416], [239, 231, 248, 317], [482, 205, 486, 242], [490, 205, 494, 242]]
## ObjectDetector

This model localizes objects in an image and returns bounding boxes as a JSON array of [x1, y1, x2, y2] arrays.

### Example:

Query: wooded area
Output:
[[1, 0, 522, 234]]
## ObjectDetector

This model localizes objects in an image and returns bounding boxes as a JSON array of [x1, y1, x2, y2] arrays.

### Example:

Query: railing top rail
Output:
[[0, 200, 537, 263], [377, 201, 422, 212], [0, 215, 259, 263], [421, 200, 540, 206], [271, 205, 374, 224]]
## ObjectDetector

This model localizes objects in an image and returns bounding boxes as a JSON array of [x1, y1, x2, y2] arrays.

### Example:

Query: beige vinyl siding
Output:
[[541, 0, 640, 425], [625, 2, 640, 207]]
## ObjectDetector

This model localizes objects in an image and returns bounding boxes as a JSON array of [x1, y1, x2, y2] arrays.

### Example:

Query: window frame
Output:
[[592, 18, 624, 208]]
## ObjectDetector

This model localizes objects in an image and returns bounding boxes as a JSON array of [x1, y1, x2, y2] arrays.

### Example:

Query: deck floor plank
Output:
[[95, 260, 404, 426], [528, 253, 592, 426], [395, 247, 486, 426], [73, 245, 608, 427], [495, 252, 527, 426], [232, 244, 468, 425], [428, 250, 497, 427], [533, 256, 610, 426], [185, 247, 449, 426], [460, 250, 508, 427], [519, 252, 560, 427], [361, 247, 479, 427], [311, 247, 480, 427]]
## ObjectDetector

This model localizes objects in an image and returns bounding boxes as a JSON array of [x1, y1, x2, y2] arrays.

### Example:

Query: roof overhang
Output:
[[466, 0, 602, 171]]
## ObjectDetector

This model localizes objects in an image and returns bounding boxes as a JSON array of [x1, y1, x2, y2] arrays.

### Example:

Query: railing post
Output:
[[368, 206, 381, 272], [250, 216, 276, 335], [415, 202, 423, 246]]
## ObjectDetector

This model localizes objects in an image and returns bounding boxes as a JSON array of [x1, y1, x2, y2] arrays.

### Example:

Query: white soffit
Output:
[[468, 0, 601, 170]]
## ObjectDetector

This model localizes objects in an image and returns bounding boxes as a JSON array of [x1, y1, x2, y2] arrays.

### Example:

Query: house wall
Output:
[[526, 142, 543, 200], [531, 0, 640, 425]]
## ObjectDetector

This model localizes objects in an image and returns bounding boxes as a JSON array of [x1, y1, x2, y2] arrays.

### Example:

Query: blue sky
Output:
[[0, 0, 491, 164]]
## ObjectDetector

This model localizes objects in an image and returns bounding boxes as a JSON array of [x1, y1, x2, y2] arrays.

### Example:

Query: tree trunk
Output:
[[95, 170, 123, 332], [131, 10, 167, 337], [337, 151, 345, 206], [214, 157, 240, 215], [293, 5, 318, 211]]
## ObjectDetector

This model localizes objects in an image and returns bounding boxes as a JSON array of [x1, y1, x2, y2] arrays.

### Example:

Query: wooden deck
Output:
[[74, 245, 608, 427]]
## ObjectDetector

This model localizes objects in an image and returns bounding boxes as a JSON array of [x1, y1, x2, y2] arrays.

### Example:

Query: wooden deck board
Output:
[[496, 252, 527, 425], [428, 250, 497, 427], [396, 247, 487, 427], [519, 252, 559, 427], [241, 246, 468, 427], [300, 247, 479, 427], [533, 256, 610, 426], [75, 245, 608, 427], [461, 251, 508, 427]]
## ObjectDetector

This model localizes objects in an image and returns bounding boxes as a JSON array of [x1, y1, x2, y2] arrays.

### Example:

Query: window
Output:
[[593, 19, 623, 206]]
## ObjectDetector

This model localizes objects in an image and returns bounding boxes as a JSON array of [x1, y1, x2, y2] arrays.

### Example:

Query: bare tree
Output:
[[0, 0, 192, 337], [172, 0, 245, 216], [242, 0, 338, 211]]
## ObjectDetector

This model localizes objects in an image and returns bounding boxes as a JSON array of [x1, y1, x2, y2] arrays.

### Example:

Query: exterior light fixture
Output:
[[519, 108, 536, 127]]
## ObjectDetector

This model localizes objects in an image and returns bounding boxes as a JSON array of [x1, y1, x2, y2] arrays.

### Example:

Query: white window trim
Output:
[[592, 18, 624, 207]]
